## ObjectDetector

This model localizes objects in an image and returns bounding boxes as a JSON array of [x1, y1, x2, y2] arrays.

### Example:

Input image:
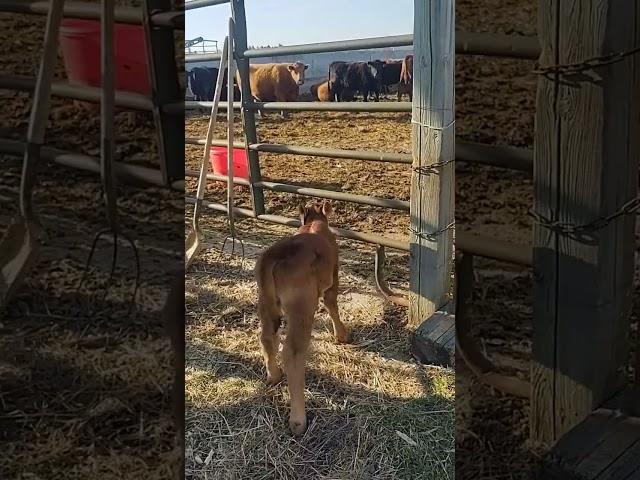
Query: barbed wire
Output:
[[528, 195, 640, 235], [410, 221, 455, 242], [412, 158, 455, 176], [533, 45, 640, 75]]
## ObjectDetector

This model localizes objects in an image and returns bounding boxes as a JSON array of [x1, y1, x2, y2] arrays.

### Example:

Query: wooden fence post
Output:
[[408, 0, 455, 366], [531, 0, 639, 445]]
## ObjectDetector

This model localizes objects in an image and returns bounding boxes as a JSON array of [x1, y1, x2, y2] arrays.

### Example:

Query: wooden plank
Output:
[[576, 416, 640, 478], [551, 409, 620, 465], [597, 438, 640, 480], [408, 0, 455, 326], [531, 0, 639, 444], [536, 409, 640, 479], [411, 311, 455, 368]]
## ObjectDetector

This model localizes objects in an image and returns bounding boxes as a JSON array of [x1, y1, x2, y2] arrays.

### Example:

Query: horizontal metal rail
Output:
[[0, 138, 184, 191], [185, 137, 532, 172], [256, 180, 409, 211], [185, 137, 411, 164], [0, 74, 153, 111], [184, 196, 533, 265], [251, 143, 411, 163], [456, 231, 532, 266], [184, 101, 411, 112], [457, 141, 532, 174], [186, 31, 540, 63], [0, 0, 183, 28], [250, 101, 412, 112], [184, 0, 230, 9], [184, 168, 251, 186], [185, 196, 409, 251]]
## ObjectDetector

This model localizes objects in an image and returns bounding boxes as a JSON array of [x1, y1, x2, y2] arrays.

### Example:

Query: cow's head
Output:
[[299, 201, 332, 226], [367, 60, 385, 90], [287, 61, 310, 85]]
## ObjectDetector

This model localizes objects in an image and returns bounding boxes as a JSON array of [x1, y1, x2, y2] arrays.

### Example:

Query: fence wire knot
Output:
[[533, 45, 640, 75], [528, 196, 640, 234], [413, 158, 455, 176], [410, 221, 455, 242], [411, 119, 456, 131]]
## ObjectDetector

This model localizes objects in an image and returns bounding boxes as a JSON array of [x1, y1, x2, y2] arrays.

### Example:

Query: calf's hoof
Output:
[[289, 415, 308, 437], [266, 368, 283, 386]]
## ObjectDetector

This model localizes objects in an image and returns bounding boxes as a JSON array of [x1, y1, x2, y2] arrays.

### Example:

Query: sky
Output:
[[186, 0, 413, 48]]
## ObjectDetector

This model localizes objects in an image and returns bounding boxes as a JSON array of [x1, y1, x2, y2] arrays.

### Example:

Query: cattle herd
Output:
[[186, 54, 413, 105]]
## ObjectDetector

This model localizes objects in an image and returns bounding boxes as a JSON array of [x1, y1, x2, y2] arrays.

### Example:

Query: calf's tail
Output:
[[255, 255, 278, 305]]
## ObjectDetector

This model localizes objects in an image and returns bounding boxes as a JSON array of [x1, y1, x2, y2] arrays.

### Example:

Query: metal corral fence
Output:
[[0, 0, 185, 190], [184, 0, 537, 267]]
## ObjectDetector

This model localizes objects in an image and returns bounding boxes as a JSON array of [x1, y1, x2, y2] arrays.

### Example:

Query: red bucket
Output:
[[210, 147, 249, 180], [59, 19, 150, 94]]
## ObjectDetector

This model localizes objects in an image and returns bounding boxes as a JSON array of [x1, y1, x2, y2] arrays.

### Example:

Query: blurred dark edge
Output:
[[0, 2, 185, 479]]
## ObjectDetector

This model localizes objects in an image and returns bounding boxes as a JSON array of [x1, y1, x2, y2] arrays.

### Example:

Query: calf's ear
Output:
[[287, 64, 295, 71], [322, 202, 333, 217], [298, 204, 307, 223], [304, 64, 309, 70]]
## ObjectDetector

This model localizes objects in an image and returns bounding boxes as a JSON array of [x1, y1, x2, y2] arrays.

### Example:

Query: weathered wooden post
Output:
[[531, 0, 639, 445], [408, 0, 455, 367]]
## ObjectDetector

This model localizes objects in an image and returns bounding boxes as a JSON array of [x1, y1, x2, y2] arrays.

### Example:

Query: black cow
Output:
[[328, 61, 382, 102], [376, 59, 403, 94], [186, 67, 216, 101], [186, 66, 240, 102]]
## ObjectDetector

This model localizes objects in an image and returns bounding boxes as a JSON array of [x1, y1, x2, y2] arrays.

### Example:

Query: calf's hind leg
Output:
[[282, 299, 316, 436], [258, 300, 283, 385], [323, 271, 350, 344]]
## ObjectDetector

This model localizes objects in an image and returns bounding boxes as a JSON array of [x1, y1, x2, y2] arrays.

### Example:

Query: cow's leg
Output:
[[323, 269, 350, 344], [362, 90, 368, 102], [258, 299, 283, 385], [282, 297, 315, 437]]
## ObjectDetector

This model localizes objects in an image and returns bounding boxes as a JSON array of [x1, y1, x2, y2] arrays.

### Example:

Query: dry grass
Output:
[[185, 218, 454, 480]]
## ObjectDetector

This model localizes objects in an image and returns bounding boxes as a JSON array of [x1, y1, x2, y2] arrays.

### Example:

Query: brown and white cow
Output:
[[254, 202, 350, 436], [398, 54, 413, 102], [238, 61, 309, 117]]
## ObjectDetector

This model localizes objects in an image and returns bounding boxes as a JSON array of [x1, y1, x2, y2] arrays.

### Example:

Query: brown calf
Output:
[[162, 271, 185, 477], [310, 80, 354, 102], [310, 80, 332, 102], [255, 202, 350, 436]]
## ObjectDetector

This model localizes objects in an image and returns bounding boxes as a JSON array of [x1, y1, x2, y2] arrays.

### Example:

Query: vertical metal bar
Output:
[[227, 19, 236, 232], [101, 0, 117, 228], [142, 0, 184, 186], [230, 0, 265, 216]]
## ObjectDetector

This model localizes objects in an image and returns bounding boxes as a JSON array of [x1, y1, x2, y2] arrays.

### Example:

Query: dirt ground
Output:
[[1, 3, 183, 479], [185, 1, 638, 480]]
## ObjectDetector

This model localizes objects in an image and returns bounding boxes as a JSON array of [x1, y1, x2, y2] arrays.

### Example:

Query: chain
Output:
[[533, 46, 640, 76], [529, 196, 640, 235], [410, 221, 455, 242]]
